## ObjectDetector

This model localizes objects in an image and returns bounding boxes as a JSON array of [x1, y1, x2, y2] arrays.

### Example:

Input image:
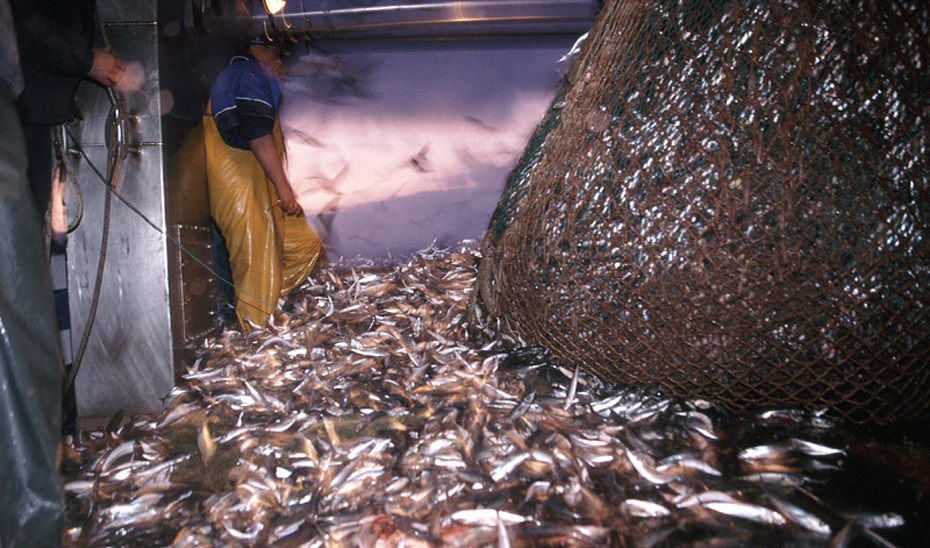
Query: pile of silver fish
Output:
[[61, 242, 920, 547]]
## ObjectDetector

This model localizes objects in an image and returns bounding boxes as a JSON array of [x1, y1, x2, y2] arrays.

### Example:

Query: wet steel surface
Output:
[[61, 243, 929, 547]]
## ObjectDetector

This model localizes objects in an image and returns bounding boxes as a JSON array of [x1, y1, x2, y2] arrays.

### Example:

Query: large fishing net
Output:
[[477, 0, 930, 424]]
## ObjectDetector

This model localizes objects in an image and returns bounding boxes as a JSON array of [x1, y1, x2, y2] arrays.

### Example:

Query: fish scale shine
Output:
[[58, 241, 909, 547]]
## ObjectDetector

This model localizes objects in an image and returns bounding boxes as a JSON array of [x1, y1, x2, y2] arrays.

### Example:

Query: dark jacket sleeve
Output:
[[9, 0, 95, 77]]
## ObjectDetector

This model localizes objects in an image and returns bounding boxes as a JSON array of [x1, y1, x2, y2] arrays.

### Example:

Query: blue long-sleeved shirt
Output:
[[209, 54, 282, 150]]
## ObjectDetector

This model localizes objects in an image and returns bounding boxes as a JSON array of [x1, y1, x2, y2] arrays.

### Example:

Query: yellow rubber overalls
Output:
[[204, 105, 322, 330]]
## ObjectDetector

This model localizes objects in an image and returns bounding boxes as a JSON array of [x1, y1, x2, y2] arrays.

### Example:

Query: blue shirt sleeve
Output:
[[234, 69, 277, 145]]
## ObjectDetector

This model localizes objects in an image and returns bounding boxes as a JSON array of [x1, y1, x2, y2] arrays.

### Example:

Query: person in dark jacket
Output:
[[10, 0, 124, 221], [1, 2, 67, 546]]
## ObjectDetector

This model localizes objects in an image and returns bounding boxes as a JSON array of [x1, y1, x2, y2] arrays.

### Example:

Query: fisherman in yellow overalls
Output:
[[204, 35, 322, 330]]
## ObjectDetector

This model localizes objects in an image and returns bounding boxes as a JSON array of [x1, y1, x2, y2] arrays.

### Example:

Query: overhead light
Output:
[[263, 0, 286, 15]]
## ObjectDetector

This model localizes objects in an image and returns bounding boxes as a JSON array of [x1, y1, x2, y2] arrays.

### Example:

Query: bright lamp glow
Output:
[[263, 0, 286, 15]]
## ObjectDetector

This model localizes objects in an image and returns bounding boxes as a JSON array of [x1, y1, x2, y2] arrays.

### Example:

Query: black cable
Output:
[[65, 141, 111, 392]]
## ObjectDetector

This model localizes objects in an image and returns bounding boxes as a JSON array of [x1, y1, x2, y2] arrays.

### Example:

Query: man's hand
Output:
[[87, 47, 125, 87], [272, 183, 302, 216]]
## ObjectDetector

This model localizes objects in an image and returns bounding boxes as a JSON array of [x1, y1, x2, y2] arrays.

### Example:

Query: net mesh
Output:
[[478, 0, 930, 424]]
